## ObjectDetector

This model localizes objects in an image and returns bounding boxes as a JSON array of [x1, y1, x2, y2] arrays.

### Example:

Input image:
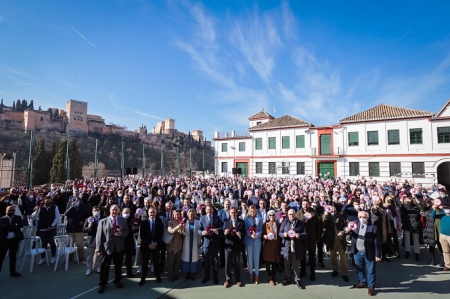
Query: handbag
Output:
[[163, 229, 174, 245]]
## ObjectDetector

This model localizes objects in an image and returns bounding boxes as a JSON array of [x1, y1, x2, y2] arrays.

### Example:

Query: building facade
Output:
[[214, 101, 450, 187]]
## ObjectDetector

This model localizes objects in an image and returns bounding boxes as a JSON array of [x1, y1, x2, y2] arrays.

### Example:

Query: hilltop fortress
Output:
[[0, 99, 210, 146]]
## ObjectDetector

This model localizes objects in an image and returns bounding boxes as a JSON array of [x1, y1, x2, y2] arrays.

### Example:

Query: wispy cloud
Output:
[[68, 24, 97, 49], [5, 67, 36, 79], [0, 16, 5, 22], [135, 111, 164, 120]]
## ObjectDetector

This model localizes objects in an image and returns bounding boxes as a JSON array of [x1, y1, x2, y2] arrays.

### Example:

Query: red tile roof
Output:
[[339, 103, 434, 123], [249, 115, 313, 131]]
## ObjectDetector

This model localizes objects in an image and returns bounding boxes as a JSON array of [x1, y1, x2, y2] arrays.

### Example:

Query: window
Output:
[[268, 137, 276, 149], [239, 142, 245, 152], [282, 162, 290, 174], [221, 162, 228, 173], [348, 132, 359, 146], [268, 162, 276, 174], [320, 134, 332, 155], [437, 127, 450, 143], [296, 135, 305, 148], [255, 138, 262, 150], [389, 162, 401, 177], [296, 162, 305, 175], [367, 131, 379, 145], [255, 162, 263, 174], [368, 162, 380, 177], [387, 130, 400, 145], [221, 143, 227, 152], [349, 162, 360, 176], [410, 128, 422, 144], [282, 136, 290, 149], [256, 121, 262, 125], [40, 117, 43, 121], [412, 162, 425, 178]]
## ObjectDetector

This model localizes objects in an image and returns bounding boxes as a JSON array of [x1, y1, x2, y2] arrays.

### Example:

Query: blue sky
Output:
[[1, 1, 450, 140]]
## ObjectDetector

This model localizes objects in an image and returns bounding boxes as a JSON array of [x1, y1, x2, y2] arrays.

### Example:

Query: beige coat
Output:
[[167, 219, 184, 253]]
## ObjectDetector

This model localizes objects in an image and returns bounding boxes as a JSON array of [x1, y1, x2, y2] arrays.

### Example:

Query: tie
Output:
[[151, 220, 155, 239], [167, 212, 170, 218], [209, 216, 212, 226], [361, 225, 365, 230], [113, 217, 117, 226], [232, 219, 235, 227]]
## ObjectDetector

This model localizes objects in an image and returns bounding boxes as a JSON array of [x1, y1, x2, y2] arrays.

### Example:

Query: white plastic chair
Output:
[[134, 232, 140, 266], [56, 224, 67, 236], [20, 228, 49, 273], [19, 226, 41, 257], [54, 235, 79, 271]]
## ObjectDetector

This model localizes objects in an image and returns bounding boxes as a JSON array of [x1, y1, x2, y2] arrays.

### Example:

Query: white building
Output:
[[213, 101, 450, 187]]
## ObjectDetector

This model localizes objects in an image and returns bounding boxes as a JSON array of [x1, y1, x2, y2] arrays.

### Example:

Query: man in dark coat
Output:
[[280, 208, 307, 290], [0, 206, 24, 277], [223, 207, 246, 287], [346, 211, 381, 296], [296, 199, 321, 281], [138, 207, 163, 286]]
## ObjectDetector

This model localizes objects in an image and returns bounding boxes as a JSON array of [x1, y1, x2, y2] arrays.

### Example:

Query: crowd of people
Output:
[[1, 175, 449, 296]]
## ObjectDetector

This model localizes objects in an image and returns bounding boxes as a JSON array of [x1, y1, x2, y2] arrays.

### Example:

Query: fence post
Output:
[[27, 131, 34, 189]]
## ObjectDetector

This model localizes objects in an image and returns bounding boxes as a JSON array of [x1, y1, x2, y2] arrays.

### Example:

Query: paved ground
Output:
[[1, 249, 449, 299]]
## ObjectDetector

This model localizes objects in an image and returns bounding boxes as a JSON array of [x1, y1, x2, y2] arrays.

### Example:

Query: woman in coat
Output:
[[244, 205, 263, 284], [262, 209, 281, 285], [422, 199, 444, 265], [180, 208, 201, 280], [167, 210, 185, 281]]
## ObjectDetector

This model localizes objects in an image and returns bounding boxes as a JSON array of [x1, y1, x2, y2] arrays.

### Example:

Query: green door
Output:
[[236, 162, 248, 178], [318, 162, 334, 179]]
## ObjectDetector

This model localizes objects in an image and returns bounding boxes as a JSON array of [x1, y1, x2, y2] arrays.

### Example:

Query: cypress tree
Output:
[[50, 139, 67, 183], [69, 138, 83, 179], [12, 101, 16, 111], [33, 138, 48, 185], [28, 100, 34, 110], [16, 99, 21, 111], [47, 142, 57, 181]]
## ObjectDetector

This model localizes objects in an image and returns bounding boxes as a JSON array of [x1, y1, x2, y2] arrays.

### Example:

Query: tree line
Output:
[[32, 137, 83, 184]]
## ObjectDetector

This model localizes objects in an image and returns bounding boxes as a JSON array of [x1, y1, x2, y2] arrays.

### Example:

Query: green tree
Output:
[[50, 139, 67, 183], [0, 98, 3, 113], [12, 101, 16, 111], [69, 138, 83, 179], [21, 99, 27, 110], [28, 100, 34, 110], [47, 142, 57, 180], [16, 99, 21, 111], [33, 138, 48, 185]]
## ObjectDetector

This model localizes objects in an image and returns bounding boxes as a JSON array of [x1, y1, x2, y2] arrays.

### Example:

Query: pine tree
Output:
[[33, 138, 48, 185], [69, 138, 83, 179], [50, 139, 68, 183]]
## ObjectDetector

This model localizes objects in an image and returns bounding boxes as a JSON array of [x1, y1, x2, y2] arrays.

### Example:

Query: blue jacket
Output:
[[198, 214, 223, 249], [244, 216, 263, 246]]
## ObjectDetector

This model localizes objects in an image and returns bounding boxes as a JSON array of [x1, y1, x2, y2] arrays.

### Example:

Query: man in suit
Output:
[[138, 207, 163, 286], [158, 201, 173, 273], [346, 211, 381, 296], [223, 207, 245, 288], [258, 199, 269, 223], [96, 204, 129, 294], [279, 208, 307, 290], [199, 205, 224, 284], [0, 206, 24, 277], [218, 200, 232, 268], [83, 206, 102, 276], [296, 199, 322, 281]]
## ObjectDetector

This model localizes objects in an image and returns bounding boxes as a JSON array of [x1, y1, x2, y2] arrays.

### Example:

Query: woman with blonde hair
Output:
[[244, 205, 262, 284], [180, 208, 202, 280]]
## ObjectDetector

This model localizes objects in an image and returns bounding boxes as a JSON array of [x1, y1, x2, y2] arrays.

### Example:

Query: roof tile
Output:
[[249, 115, 313, 131], [339, 103, 434, 123]]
